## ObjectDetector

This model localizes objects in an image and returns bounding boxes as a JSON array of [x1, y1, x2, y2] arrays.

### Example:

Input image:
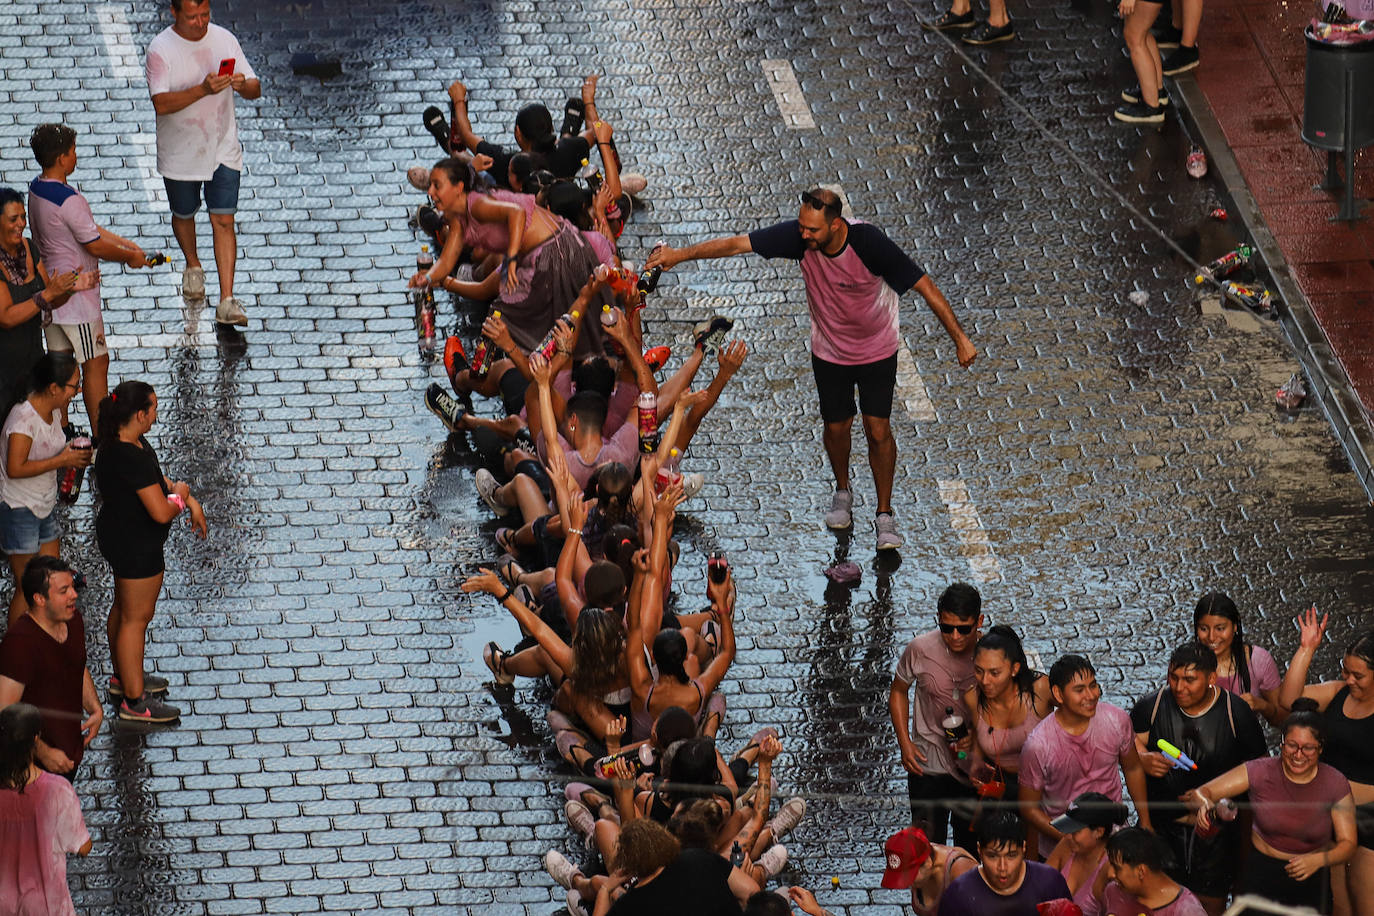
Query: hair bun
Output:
[[1290, 697, 1320, 714]]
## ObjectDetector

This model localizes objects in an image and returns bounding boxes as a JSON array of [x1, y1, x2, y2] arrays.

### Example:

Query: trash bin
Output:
[[1301, 28, 1374, 151]]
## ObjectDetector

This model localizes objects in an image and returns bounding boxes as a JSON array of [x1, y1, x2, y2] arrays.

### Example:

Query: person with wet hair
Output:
[[94, 380, 207, 724], [879, 824, 978, 915], [1045, 792, 1129, 916], [1102, 827, 1207, 915], [939, 810, 1072, 915], [1278, 608, 1374, 915], [2, 353, 90, 624], [1194, 591, 1282, 725], [0, 702, 92, 915], [1186, 697, 1357, 911]]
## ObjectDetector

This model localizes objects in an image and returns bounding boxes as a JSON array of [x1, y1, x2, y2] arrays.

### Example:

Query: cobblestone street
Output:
[[0, 0, 1371, 913]]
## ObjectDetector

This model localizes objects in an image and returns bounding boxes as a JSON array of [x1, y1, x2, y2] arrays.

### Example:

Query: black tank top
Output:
[[0, 238, 44, 409], [1321, 686, 1374, 785]]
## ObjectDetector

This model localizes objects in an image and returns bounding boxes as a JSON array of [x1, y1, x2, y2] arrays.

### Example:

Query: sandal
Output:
[[559, 97, 585, 139], [495, 553, 526, 589], [483, 642, 515, 685], [496, 527, 518, 554]]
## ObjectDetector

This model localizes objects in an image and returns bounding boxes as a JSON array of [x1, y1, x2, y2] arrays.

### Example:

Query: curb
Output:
[[1173, 73, 1374, 503]]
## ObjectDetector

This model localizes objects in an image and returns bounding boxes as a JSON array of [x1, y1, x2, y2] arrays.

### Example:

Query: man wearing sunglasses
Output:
[[645, 188, 976, 551], [889, 582, 983, 850]]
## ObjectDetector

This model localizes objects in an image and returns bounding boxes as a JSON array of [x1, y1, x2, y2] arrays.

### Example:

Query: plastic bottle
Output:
[[1193, 245, 1254, 285], [533, 310, 580, 361], [593, 744, 658, 780], [942, 706, 969, 760], [600, 304, 618, 327], [416, 243, 434, 275], [637, 392, 658, 454], [1186, 145, 1208, 179], [654, 448, 681, 495], [1221, 280, 1274, 314], [578, 158, 603, 193], [708, 551, 729, 585], [730, 841, 744, 868], [470, 309, 501, 379], [146, 252, 169, 266], [167, 493, 186, 513], [637, 240, 665, 295], [1196, 797, 1237, 838], [1276, 373, 1307, 410], [57, 433, 91, 504], [418, 288, 437, 356]]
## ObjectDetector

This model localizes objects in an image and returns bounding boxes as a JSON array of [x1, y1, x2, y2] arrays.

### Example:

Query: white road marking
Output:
[[895, 346, 937, 422], [818, 183, 855, 220], [761, 59, 816, 130], [95, 4, 164, 206], [936, 479, 1002, 583]]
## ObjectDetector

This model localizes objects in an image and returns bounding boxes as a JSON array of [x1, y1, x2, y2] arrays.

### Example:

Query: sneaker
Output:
[[483, 641, 515, 686], [216, 297, 248, 327], [1120, 85, 1170, 106], [692, 315, 734, 353], [1113, 101, 1167, 124], [876, 512, 904, 551], [559, 97, 586, 138], [962, 20, 1015, 44], [426, 383, 467, 433], [566, 889, 589, 916], [643, 346, 671, 372], [564, 799, 596, 843], [756, 843, 789, 878], [422, 105, 451, 153], [824, 490, 853, 530], [766, 797, 806, 840], [921, 8, 976, 29], [181, 265, 205, 300], [407, 165, 431, 192], [416, 204, 445, 236], [443, 336, 470, 379], [681, 472, 705, 500], [108, 674, 169, 698], [474, 468, 511, 515], [1162, 45, 1200, 75], [544, 849, 582, 890], [620, 173, 648, 196], [118, 694, 181, 724], [1152, 22, 1183, 48]]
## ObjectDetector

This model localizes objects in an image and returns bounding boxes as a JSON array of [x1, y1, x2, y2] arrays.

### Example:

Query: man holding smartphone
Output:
[[145, 0, 260, 327]]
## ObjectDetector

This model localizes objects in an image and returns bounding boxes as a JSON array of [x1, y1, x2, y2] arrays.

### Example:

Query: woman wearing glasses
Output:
[[1185, 697, 1356, 912], [1278, 609, 1374, 916]]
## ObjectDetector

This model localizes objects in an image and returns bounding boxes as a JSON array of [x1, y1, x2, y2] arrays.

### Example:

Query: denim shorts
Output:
[[164, 164, 241, 218], [0, 501, 61, 555]]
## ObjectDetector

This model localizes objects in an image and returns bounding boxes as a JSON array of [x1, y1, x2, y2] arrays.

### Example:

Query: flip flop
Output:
[[496, 527, 518, 554], [496, 553, 526, 588]]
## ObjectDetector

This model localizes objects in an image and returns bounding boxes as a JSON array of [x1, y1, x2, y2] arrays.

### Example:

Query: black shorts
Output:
[[97, 527, 166, 580], [1356, 801, 1374, 849], [811, 351, 898, 423], [1161, 821, 1240, 898], [500, 369, 530, 416], [513, 458, 553, 502]]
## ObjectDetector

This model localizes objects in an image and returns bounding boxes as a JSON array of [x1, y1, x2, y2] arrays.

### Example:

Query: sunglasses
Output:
[[800, 190, 826, 209], [938, 622, 976, 635]]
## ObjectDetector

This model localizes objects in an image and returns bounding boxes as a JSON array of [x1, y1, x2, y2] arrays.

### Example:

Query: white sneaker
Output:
[[406, 165, 430, 192], [766, 797, 806, 840], [621, 172, 648, 195], [566, 889, 590, 916], [681, 472, 705, 499], [474, 468, 511, 515], [543, 849, 581, 890], [824, 490, 853, 530], [215, 296, 248, 327], [182, 265, 205, 300], [876, 512, 904, 551], [756, 843, 788, 878]]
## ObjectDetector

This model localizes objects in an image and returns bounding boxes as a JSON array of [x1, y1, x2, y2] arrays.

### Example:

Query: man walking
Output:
[[28, 123, 150, 429], [647, 188, 976, 550], [145, 0, 260, 327]]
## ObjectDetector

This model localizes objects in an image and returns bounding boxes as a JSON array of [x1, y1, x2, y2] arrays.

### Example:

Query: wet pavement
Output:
[[0, 0, 1372, 913]]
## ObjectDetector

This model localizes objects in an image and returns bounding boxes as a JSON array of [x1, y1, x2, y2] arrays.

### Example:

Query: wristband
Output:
[[497, 584, 516, 602]]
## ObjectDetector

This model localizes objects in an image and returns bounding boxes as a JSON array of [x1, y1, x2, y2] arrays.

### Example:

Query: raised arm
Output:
[[446, 80, 484, 153], [1279, 607, 1341, 713], [695, 568, 737, 697]]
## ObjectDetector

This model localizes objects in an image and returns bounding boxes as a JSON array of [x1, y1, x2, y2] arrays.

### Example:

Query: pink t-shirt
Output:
[[1215, 645, 1280, 697], [26, 178, 101, 324], [1021, 705, 1135, 857], [1101, 881, 1207, 916], [894, 629, 976, 777], [0, 771, 90, 916], [1246, 756, 1350, 855]]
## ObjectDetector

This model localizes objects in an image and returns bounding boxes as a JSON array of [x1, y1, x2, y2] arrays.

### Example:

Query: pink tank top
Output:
[[975, 693, 1046, 771], [1060, 849, 1108, 916], [456, 188, 540, 254]]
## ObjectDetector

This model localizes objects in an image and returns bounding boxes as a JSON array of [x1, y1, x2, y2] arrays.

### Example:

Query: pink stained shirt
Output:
[[1020, 704, 1135, 857], [0, 770, 90, 916], [1101, 881, 1208, 916], [894, 629, 976, 777], [1215, 645, 1280, 697], [1245, 756, 1351, 855]]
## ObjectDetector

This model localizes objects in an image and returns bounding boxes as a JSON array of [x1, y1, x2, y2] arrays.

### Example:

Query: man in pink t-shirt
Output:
[[1101, 827, 1208, 916], [647, 188, 977, 551], [1019, 655, 1153, 859]]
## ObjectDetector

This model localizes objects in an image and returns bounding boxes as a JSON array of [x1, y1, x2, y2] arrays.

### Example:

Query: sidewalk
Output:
[[1178, 0, 1374, 497]]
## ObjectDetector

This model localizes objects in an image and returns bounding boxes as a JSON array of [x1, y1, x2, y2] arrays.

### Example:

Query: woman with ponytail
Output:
[[0, 702, 91, 915], [1194, 591, 1282, 726], [1, 353, 89, 624], [93, 380, 206, 725]]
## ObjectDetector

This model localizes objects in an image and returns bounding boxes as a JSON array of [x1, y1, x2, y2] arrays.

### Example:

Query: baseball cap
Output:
[[1049, 792, 1124, 835], [881, 826, 932, 889]]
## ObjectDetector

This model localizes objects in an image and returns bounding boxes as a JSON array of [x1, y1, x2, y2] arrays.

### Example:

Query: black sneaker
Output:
[[1113, 101, 1167, 124], [108, 674, 169, 698], [559, 97, 586, 138], [692, 315, 734, 353], [962, 20, 1015, 44], [119, 694, 181, 724], [1162, 45, 1200, 75], [422, 106, 452, 153], [425, 383, 466, 433], [1151, 23, 1183, 49], [1120, 85, 1170, 106], [921, 9, 976, 30], [416, 204, 445, 236]]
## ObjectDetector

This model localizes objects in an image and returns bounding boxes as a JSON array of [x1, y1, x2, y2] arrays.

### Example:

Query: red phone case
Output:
[[218, 58, 235, 76]]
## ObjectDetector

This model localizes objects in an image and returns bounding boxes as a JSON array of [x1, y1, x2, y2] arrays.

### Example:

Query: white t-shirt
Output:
[[27, 178, 101, 324], [145, 23, 256, 181], [0, 400, 66, 517]]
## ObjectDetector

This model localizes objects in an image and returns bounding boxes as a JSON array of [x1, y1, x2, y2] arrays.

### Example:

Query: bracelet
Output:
[[498, 584, 515, 602], [33, 290, 50, 313], [567, 527, 583, 538]]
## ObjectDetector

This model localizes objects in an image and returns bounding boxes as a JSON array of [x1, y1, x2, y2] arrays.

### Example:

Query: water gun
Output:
[[1157, 738, 1198, 771]]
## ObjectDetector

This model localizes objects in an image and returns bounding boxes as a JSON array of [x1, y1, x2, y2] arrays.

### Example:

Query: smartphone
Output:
[[218, 58, 235, 77]]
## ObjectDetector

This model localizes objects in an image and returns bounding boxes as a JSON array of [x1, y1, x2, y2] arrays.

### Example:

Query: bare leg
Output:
[[111, 572, 164, 700], [987, 0, 1009, 27], [1178, 0, 1202, 47], [655, 346, 706, 414], [7, 553, 33, 626], [208, 212, 237, 300], [862, 414, 897, 515], [80, 353, 110, 430], [171, 214, 200, 268], [1124, 3, 1165, 106], [822, 417, 854, 492]]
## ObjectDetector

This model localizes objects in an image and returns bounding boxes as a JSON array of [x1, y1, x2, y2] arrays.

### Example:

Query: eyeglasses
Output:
[[1282, 741, 1321, 756], [938, 622, 976, 635]]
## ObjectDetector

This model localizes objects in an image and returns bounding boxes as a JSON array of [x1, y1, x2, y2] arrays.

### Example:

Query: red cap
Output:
[[881, 827, 931, 889]]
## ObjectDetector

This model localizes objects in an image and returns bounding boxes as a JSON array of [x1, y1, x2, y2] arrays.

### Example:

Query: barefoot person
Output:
[[646, 188, 976, 550]]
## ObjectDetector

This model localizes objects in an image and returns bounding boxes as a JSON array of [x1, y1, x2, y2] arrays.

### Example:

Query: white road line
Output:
[[818, 184, 855, 220], [95, 4, 164, 206], [895, 346, 937, 422], [936, 479, 1002, 583], [760, 59, 816, 130]]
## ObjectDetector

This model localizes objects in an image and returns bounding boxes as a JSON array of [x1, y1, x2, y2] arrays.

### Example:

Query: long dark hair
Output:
[[5, 351, 77, 417], [0, 702, 41, 792], [96, 379, 155, 446], [1194, 592, 1251, 694], [652, 629, 690, 685], [974, 625, 1035, 709]]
